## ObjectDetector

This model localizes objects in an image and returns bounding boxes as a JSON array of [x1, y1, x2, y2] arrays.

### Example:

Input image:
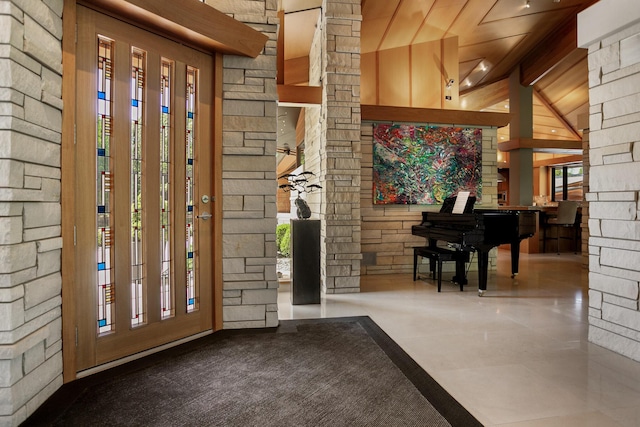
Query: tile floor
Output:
[[278, 250, 640, 426]]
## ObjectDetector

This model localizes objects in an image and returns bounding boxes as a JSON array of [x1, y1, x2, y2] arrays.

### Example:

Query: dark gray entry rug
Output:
[[24, 316, 482, 427]]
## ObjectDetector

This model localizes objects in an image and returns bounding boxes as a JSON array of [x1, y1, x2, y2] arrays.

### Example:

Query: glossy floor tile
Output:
[[278, 250, 640, 427]]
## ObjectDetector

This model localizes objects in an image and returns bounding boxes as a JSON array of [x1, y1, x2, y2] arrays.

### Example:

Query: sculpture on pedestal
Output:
[[278, 171, 322, 220]]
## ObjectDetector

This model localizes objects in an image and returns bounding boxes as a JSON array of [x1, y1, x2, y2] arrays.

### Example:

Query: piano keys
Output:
[[411, 209, 537, 295]]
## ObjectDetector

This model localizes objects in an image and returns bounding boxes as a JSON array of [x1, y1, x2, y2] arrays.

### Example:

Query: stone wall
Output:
[[360, 124, 500, 276], [581, 126, 590, 269], [0, 0, 64, 424], [302, 10, 322, 219], [211, 0, 279, 328], [585, 19, 640, 362], [319, 0, 362, 294]]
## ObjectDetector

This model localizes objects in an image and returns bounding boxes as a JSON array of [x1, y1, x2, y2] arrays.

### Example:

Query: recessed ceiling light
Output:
[[551, 129, 557, 133], [526, 0, 530, 8]]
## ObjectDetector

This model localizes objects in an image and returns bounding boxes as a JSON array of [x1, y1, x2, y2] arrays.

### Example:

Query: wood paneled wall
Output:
[[361, 37, 459, 109]]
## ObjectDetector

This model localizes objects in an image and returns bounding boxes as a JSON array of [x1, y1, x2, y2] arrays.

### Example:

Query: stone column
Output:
[[579, 0, 640, 362], [0, 1, 64, 424], [320, 0, 362, 294], [212, 0, 280, 328]]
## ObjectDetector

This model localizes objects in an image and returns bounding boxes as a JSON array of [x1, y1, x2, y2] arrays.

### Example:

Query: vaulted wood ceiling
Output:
[[360, 0, 597, 145], [280, 0, 597, 154]]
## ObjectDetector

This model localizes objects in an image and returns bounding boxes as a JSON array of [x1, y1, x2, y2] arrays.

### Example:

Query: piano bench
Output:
[[413, 246, 467, 292]]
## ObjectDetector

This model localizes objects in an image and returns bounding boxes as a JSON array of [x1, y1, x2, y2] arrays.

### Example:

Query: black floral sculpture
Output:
[[278, 171, 322, 219]]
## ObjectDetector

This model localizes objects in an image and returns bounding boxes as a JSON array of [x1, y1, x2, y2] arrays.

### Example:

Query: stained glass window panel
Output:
[[131, 48, 146, 327], [161, 59, 174, 319], [97, 36, 115, 334], [185, 66, 198, 313]]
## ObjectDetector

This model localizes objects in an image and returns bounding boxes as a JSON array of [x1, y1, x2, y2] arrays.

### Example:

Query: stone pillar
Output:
[[319, 0, 362, 294], [508, 67, 534, 206], [0, 1, 64, 425], [212, 0, 280, 328], [579, 0, 640, 361]]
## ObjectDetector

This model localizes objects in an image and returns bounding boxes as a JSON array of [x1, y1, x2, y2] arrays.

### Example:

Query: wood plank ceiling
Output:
[[280, 0, 597, 160], [360, 0, 597, 148]]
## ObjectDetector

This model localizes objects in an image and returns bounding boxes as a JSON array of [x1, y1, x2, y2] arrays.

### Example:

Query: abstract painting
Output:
[[373, 124, 482, 205]]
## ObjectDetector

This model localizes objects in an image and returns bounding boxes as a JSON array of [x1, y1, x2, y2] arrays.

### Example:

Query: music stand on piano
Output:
[[440, 194, 476, 214]]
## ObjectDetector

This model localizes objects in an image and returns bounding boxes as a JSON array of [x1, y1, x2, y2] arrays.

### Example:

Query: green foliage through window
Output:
[[276, 223, 290, 257]]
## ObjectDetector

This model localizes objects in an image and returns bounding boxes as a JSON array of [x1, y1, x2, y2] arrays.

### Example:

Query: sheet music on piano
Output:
[[452, 191, 471, 214]]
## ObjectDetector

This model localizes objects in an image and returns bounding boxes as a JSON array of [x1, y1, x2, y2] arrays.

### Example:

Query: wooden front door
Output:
[[74, 5, 214, 371]]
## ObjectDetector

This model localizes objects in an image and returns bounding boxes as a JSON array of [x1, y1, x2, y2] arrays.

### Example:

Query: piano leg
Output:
[[510, 240, 520, 278], [452, 258, 468, 288], [477, 250, 489, 296]]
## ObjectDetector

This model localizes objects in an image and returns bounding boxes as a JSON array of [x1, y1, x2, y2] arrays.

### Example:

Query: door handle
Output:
[[197, 211, 212, 220]]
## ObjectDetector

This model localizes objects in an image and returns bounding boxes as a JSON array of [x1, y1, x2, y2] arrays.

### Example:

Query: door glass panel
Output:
[[185, 66, 198, 313], [131, 48, 146, 327], [160, 59, 174, 319], [97, 36, 115, 335]]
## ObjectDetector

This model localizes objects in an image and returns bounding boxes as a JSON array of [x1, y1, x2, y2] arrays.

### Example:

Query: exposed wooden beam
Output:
[[460, 79, 509, 111], [81, 0, 268, 57], [361, 104, 510, 127], [276, 155, 297, 176], [277, 85, 322, 105], [284, 57, 310, 85], [534, 154, 583, 168], [533, 89, 582, 141], [520, 15, 577, 86], [498, 137, 582, 152]]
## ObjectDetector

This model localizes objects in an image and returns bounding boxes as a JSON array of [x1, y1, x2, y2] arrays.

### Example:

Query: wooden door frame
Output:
[[60, 0, 261, 382]]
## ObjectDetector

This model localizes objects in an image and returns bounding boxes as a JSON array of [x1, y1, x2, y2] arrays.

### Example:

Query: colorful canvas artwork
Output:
[[373, 124, 482, 205]]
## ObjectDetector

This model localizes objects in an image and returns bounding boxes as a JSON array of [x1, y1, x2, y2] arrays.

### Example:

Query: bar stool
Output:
[[542, 201, 579, 254]]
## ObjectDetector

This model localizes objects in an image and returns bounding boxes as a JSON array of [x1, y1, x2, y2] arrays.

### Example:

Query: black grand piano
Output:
[[411, 198, 537, 296]]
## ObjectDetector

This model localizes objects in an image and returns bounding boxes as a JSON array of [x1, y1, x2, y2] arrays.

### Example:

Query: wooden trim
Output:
[[112, 37, 134, 344], [144, 51, 162, 324], [534, 154, 583, 168], [295, 108, 305, 147], [79, 0, 268, 57], [409, 44, 413, 107], [195, 61, 214, 333], [361, 104, 510, 127], [61, 0, 78, 383], [213, 53, 224, 332], [284, 57, 310, 85], [277, 10, 285, 85], [498, 137, 583, 152], [174, 64, 188, 317], [375, 51, 380, 105], [73, 5, 100, 371], [277, 84, 322, 105]]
